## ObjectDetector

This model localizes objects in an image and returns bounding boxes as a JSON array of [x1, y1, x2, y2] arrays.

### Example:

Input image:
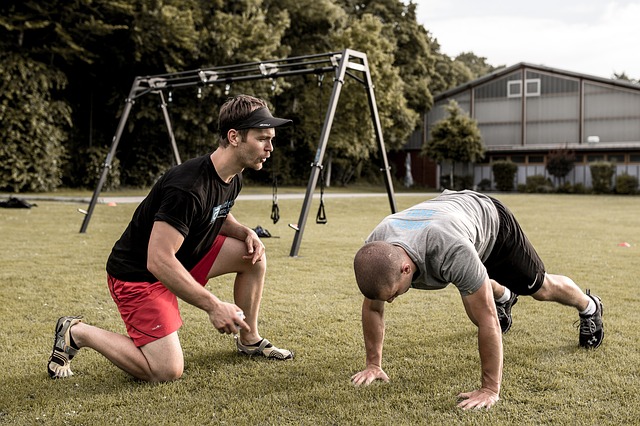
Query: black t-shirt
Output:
[[106, 153, 242, 282]]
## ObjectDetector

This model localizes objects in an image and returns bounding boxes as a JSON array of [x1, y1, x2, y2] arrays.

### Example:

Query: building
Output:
[[405, 63, 640, 190]]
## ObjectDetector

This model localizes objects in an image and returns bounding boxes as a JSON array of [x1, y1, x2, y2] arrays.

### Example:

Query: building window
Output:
[[526, 79, 541, 96], [587, 154, 605, 162], [507, 79, 541, 98], [510, 155, 526, 163], [630, 154, 640, 163], [608, 154, 625, 163], [528, 155, 544, 163], [507, 81, 522, 98]]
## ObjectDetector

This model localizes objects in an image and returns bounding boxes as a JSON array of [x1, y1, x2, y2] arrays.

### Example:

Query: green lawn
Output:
[[0, 192, 638, 425]]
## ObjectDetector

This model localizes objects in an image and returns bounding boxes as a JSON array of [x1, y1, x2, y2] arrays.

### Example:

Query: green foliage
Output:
[[425, 100, 484, 163], [589, 161, 616, 194], [522, 174, 554, 193], [0, 0, 490, 190], [455, 52, 504, 78], [491, 160, 518, 192], [546, 148, 576, 185], [63, 146, 121, 190], [615, 173, 638, 194], [424, 100, 484, 188], [0, 53, 71, 192]]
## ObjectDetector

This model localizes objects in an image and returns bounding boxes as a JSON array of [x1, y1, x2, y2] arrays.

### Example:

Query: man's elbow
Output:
[[146, 253, 167, 277]]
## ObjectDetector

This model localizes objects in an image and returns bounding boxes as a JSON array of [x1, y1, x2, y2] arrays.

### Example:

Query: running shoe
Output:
[[496, 292, 518, 334], [578, 290, 604, 349]]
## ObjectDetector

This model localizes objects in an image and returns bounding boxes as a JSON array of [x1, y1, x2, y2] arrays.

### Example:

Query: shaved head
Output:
[[353, 241, 403, 300]]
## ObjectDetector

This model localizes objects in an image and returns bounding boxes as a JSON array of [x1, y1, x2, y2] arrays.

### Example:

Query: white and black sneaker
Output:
[[578, 290, 604, 349], [47, 316, 83, 378], [235, 336, 293, 360], [496, 292, 518, 334]]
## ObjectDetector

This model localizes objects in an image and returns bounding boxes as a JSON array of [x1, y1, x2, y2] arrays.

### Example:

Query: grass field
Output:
[[0, 191, 638, 425]]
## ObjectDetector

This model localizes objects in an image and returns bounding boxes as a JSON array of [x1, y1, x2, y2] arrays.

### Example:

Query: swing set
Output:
[[78, 48, 397, 257]]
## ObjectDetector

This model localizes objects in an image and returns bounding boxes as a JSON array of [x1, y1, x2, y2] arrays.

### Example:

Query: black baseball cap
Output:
[[220, 107, 292, 137]]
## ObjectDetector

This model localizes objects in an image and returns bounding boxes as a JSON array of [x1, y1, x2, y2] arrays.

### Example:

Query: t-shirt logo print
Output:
[[210, 200, 234, 223], [390, 209, 436, 231]]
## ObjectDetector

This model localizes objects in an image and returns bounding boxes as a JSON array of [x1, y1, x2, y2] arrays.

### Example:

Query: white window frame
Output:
[[507, 80, 522, 98], [525, 78, 541, 97], [507, 78, 541, 98]]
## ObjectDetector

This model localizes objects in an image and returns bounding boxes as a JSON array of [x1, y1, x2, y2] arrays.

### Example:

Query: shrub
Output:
[[615, 173, 639, 195], [492, 160, 518, 192], [477, 178, 492, 191], [589, 161, 615, 194], [441, 175, 474, 191], [64, 146, 121, 190], [0, 54, 71, 192], [546, 148, 575, 185], [524, 174, 553, 193]]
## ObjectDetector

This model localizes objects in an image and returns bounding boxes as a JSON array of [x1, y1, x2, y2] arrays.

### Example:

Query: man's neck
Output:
[[210, 148, 242, 183]]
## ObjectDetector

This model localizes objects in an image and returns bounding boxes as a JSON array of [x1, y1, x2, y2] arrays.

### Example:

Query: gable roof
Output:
[[434, 62, 640, 101]]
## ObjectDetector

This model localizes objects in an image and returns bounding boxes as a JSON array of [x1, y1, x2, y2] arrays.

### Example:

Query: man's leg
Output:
[[65, 324, 184, 382], [207, 236, 292, 359], [207, 236, 265, 344], [532, 274, 604, 348], [490, 279, 518, 333], [531, 273, 588, 308]]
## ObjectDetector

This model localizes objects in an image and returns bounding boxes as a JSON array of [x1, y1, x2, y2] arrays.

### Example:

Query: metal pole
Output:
[[289, 51, 349, 257], [79, 79, 140, 233], [158, 90, 182, 165], [359, 52, 397, 214]]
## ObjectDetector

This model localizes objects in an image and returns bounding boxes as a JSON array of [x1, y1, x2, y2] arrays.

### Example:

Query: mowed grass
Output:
[[0, 191, 638, 425]]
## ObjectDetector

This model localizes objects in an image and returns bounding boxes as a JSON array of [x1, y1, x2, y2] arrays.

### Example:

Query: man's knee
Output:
[[149, 364, 184, 382]]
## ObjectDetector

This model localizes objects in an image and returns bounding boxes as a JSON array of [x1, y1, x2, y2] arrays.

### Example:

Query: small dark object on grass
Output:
[[0, 197, 37, 209]]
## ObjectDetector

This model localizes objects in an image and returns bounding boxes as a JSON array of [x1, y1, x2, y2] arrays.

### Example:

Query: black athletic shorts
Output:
[[483, 197, 545, 295]]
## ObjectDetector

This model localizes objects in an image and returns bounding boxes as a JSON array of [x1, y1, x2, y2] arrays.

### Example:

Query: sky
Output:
[[413, 0, 640, 80]]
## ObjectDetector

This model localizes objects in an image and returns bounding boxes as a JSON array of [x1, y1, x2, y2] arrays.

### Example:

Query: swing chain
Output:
[[271, 172, 280, 224], [315, 162, 327, 224]]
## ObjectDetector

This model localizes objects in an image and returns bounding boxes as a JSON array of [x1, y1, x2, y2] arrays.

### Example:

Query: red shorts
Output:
[[107, 235, 226, 347]]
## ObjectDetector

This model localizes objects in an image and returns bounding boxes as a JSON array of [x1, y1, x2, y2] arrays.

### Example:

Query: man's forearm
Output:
[[362, 300, 385, 367]]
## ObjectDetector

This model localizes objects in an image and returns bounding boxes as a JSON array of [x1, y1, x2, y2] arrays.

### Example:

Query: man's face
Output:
[[379, 274, 412, 303], [236, 128, 275, 171]]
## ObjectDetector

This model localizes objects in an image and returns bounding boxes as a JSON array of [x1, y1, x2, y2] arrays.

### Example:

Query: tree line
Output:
[[0, 0, 499, 192]]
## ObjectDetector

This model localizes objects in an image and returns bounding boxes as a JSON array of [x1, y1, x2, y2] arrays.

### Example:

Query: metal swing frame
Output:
[[79, 48, 397, 257]]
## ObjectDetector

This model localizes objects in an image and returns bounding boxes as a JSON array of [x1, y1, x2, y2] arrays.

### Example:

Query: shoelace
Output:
[[577, 317, 597, 334]]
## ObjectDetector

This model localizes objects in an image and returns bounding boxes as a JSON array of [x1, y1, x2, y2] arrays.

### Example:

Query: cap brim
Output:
[[235, 107, 292, 129]]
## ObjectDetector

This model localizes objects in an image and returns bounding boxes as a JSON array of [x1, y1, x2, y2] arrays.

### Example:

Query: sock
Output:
[[495, 288, 512, 304], [580, 298, 596, 316]]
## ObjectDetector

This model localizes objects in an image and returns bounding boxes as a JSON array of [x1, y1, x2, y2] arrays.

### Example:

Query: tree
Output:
[[0, 53, 71, 192], [455, 52, 504, 79], [546, 147, 575, 186], [423, 100, 484, 189]]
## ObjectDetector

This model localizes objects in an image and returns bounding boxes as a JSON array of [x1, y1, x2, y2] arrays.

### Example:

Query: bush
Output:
[[615, 173, 639, 195], [524, 175, 553, 193], [0, 54, 71, 192], [572, 183, 588, 194], [477, 178, 492, 191], [63, 146, 121, 190], [492, 160, 518, 192], [589, 161, 615, 194], [441, 174, 474, 191]]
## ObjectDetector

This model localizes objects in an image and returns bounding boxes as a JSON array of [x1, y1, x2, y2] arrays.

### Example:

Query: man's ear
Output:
[[401, 262, 412, 276], [227, 129, 240, 147]]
